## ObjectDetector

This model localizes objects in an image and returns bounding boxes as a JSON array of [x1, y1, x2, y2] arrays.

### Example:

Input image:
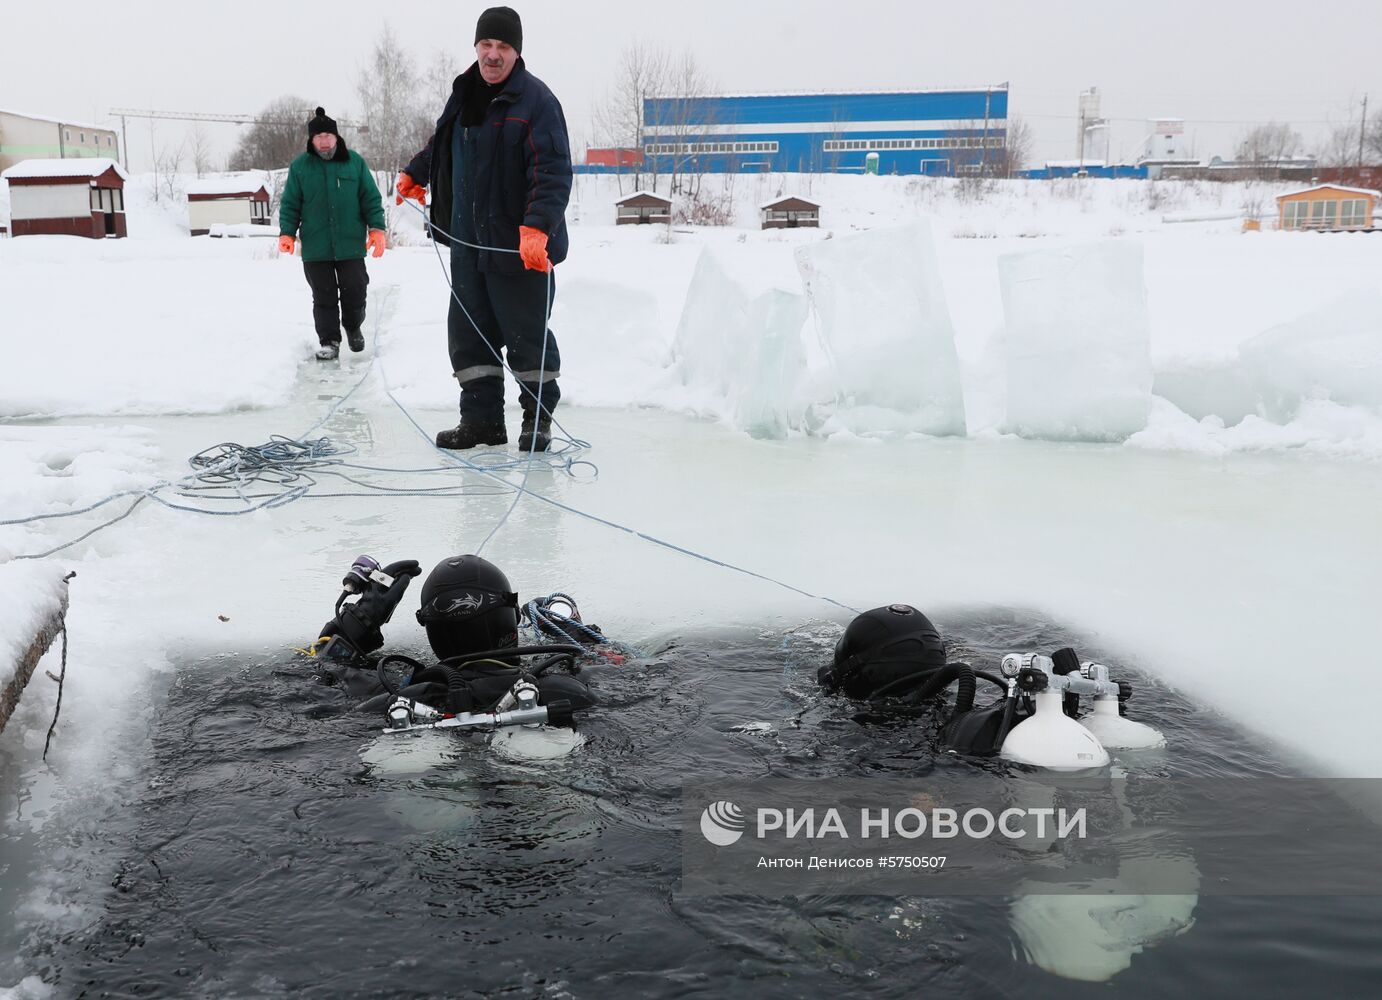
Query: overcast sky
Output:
[[4, 0, 1380, 172]]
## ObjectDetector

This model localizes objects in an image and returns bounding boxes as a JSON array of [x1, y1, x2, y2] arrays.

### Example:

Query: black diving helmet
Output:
[[819, 604, 947, 699], [415, 554, 519, 659]]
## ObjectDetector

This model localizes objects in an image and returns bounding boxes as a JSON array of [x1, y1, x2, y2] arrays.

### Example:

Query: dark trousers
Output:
[[303, 258, 369, 345], [447, 247, 561, 424]]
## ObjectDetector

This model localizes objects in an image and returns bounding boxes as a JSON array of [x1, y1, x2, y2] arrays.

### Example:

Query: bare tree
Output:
[[355, 23, 432, 176], [948, 119, 991, 184], [228, 96, 314, 171], [421, 47, 463, 114], [824, 108, 847, 175], [594, 43, 720, 198], [1367, 109, 1382, 161], [151, 135, 185, 203], [1317, 121, 1360, 168], [998, 116, 1034, 177], [593, 41, 669, 192], [658, 48, 716, 198], [188, 124, 215, 177], [594, 41, 724, 208], [1236, 122, 1303, 177]]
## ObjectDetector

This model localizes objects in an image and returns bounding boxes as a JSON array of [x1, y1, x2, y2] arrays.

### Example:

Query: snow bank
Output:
[[1238, 289, 1382, 418], [2, 169, 1381, 457], [1129, 396, 1382, 460], [570, 172, 1279, 241], [0, 236, 321, 418], [1140, 289, 1382, 458]]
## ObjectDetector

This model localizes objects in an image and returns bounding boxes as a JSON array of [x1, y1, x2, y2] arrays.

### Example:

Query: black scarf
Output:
[[461, 75, 505, 127]]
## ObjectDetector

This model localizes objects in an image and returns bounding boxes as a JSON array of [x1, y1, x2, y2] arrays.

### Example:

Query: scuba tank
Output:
[[824, 608, 1164, 769], [996, 657, 1110, 770]]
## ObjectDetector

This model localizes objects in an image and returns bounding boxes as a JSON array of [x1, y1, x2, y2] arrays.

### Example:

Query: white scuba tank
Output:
[[1079, 697, 1166, 750], [1000, 690, 1110, 770]]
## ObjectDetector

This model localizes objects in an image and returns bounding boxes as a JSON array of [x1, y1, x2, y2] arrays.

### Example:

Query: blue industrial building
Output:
[[1017, 162, 1148, 180], [641, 87, 1008, 176]]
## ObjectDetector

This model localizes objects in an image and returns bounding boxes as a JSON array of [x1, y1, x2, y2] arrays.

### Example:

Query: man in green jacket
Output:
[[279, 107, 388, 361]]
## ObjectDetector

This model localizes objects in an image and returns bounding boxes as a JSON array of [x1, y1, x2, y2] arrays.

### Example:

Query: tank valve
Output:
[[387, 698, 413, 730]]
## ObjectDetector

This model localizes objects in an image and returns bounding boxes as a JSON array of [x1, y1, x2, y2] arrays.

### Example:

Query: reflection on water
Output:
[[2, 614, 1381, 998]]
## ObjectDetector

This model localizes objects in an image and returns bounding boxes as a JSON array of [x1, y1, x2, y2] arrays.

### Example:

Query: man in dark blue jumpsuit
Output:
[[398, 6, 572, 453]]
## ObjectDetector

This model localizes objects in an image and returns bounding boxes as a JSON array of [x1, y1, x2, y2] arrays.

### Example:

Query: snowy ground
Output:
[[2, 171, 1381, 788]]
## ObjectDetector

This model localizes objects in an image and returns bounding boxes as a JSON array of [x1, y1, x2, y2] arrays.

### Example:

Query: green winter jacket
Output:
[[279, 141, 385, 262]]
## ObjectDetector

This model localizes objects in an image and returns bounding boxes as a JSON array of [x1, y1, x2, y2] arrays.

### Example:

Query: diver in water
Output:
[[305, 553, 601, 731], [819, 603, 1156, 765]]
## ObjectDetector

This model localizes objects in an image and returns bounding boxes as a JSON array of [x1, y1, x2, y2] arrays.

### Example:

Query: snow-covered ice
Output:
[[1239, 288, 1382, 418]]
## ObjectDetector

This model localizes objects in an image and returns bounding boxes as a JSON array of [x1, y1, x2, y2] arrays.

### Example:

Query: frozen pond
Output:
[[3, 358, 1381, 995]]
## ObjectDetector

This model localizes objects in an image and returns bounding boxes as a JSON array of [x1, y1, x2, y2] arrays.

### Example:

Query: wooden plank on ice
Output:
[[0, 587, 70, 736]]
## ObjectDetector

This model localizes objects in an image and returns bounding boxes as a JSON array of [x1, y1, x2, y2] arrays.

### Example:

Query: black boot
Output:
[[518, 416, 552, 453], [435, 422, 507, 450], [519, 396, 553, 452], [315, 342, 340, 361], [345, 327, 365, 352]]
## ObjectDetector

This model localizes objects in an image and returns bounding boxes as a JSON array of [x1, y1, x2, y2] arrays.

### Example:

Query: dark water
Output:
[[7, 611, 1382, 999]]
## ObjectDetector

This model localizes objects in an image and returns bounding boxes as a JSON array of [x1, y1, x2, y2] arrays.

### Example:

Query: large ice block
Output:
[[998, 240, 1153, 441], [794, 222, 966, 436], [670, 247, 807, 439], [734, 289, 808, 439]]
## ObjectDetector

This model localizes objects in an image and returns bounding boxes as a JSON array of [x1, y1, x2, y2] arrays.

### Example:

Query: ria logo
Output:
[[699, 800, 746, 847]]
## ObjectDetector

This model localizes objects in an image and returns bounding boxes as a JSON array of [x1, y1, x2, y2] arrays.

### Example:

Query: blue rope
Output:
[[521, 592, 642, 661], [524, 593, 602, 645], [373, 203, 862, 613], [400, 198, 584, 451], [7, 208, 861, 615]]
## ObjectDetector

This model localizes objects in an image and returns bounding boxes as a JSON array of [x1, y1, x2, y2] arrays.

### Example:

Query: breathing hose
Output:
[[438, 643, 584, 667], [376, 653, 428, 697], [868, 661, 977, 713]]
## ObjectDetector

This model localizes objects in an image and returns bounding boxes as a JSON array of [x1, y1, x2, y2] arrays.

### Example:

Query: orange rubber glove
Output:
[[395, 172, 427, 206], [518, 226, 552, 272], [366, 229, 387, 258], [277, 234, 296, 255]]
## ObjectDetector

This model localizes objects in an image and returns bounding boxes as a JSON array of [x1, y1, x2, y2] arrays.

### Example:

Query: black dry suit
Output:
[[358, 656, 595, 722], [308, 554, 594, 721], [310, 632, 596, 723]]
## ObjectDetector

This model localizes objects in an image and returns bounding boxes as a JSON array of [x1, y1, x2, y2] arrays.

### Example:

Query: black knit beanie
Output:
[[307, 107, 339, 138], [474, 6, 522, 53]]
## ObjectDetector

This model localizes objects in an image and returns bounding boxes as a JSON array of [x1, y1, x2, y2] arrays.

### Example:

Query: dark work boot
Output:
[[435, 422, 508, 450], [519, 395, 553, 452], [315, 342, 340, 361], [518, 416, 552, 453], [345, 327, 365, 352]]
